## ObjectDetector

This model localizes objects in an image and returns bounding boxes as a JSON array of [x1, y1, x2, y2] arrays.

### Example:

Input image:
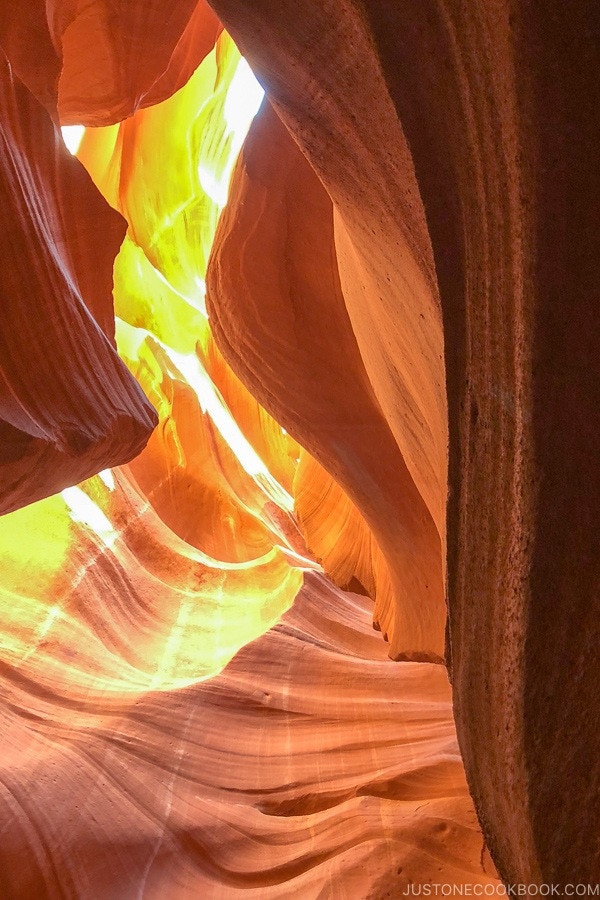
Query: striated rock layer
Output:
[[0, 0, 221, 125], [207, 0, 600, 886], [0, 53, 157, 515], [0, 0, 597, 894], [207, 101, 445, 661], [0, 14, 497, 895], [0, 565, 498, 898]]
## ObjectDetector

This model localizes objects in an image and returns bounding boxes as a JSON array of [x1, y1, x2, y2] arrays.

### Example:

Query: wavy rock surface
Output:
[[0, 54, 157, 514], [0, 0, 221, 125], [0, 9, 501, 895], [0, 558, 498, 898], [207, 102, 445, 660], [1, 0, 597, 892], [208, 0, 600, 885]]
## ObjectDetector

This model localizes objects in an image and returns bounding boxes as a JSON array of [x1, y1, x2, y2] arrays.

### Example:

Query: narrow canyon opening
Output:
[[0, 21, 469, 898], [1, 2, 598, 896]]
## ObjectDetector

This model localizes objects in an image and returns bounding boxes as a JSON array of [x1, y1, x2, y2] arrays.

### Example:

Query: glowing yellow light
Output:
[[224, 59, 265, 135], [0, 33, 309, 698], [98, 469, 115, 491], [38, 604, 61, 640], [61, 486, 117, 548], [60, 124, 85, 155], [198, 56, 265, 208], [166, 345, 294, 508]]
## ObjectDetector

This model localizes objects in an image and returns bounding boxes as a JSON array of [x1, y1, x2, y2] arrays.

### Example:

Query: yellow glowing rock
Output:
[[1, 29, 306, 695]]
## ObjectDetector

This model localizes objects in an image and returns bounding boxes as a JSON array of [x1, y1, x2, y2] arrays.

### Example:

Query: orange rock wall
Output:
[[0, 566, 497, 897], [0, 1, 221, 124], [0, 0, 597, 893], [0, 7, 498, 895], [207, 101, 446, 661], [207, 0, 600, 886], [0, 53, 157, 514]]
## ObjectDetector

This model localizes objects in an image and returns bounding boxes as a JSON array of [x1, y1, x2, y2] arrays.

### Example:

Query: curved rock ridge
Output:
[[0, 0, 221, 125], [0, 8, 500, 894], [71, 32, 305, 565], [208, 0, 600, 885], [207, 101, 446, 661], [206, 0, 448, 549], [1, 0, 596, 891], [294, 450, 389, 604], [0, 568, 498, 898], [0, 464, 309, 693], [0, 53, 157, 515]]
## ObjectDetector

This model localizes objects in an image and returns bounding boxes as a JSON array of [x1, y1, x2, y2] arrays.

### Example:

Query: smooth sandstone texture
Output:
[[207, 102, 446, 661], [208, 0, 600, 886], [71, 32, 305, 571], [0, 53, 157, 514], [0, 7, 499, 895], [0, 0, 221, 125], [0, 0, 597, 893], [0, 558, 498, 898]]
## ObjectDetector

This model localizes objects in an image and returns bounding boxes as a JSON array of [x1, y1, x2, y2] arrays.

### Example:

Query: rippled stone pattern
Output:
[[0, 9, 494, 894], [208, 0, 600, 886], [208, 101, 446, 662], [0, 53, 157, 515], [0, 0, 598, 894], [0, 566, 499, 897]]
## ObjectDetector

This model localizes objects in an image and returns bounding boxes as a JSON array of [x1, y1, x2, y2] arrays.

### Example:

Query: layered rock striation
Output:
[[207, 0, 600, 885], [0, 53, 157, 514], [0, 0, 598, 894]]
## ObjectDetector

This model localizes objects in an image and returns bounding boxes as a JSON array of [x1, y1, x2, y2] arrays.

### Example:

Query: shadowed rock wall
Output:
[[207, 101, 446, 661], [207, 0, 600, 885], [0, 53, 157, 513], [0, 0, 597, 891]]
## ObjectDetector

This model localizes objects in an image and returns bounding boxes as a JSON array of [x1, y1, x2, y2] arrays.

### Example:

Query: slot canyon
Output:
[[0, 1, 598, 897]]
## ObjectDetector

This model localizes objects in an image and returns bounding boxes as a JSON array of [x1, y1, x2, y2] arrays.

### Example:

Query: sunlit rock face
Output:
[[0, 0, 597, 896], [207, 101, 446, 661], [0, 10, 497, 896], [0, 0, 221, 125], [207, 0, 600, 887], [0, 568, 499, 897], [0, 53, 157, 514]]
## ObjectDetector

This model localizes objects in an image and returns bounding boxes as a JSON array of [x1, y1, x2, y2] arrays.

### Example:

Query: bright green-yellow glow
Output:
[[1, 34, 313, 697]]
